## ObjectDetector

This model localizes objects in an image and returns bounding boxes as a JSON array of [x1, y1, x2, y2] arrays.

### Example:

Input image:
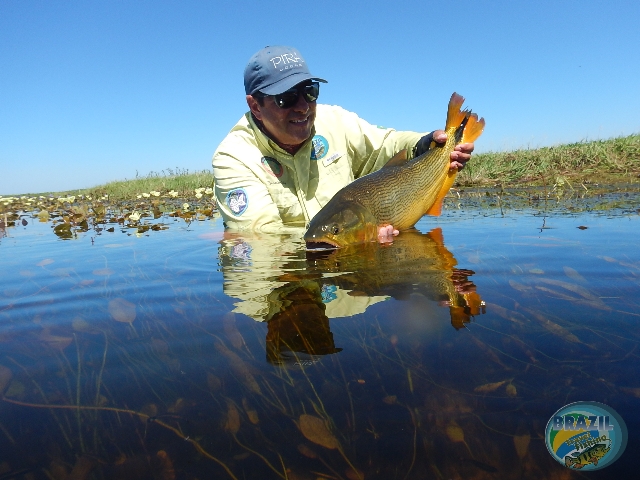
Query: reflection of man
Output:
[[217, 232, 387, 321], [264, 280, 342, 365], [217, 229, 483, 326], [217, 229, 485, 363], [212, 45, 475, 240]]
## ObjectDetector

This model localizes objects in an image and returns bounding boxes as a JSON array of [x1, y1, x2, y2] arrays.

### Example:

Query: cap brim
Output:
[[258, 73, 327, 95]]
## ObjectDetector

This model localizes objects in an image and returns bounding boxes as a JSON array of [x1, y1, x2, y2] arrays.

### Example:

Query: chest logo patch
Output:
[[261, 156, 283, 177], [225, 188, 248, 216], [310, 135, 329, 160]]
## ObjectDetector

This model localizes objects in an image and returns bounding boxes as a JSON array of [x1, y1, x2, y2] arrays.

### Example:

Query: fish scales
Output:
[[343, 139, 454, 229], [305, 92, 484, 248]]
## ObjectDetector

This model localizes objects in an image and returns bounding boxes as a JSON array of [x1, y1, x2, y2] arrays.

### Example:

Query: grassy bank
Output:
[[5, 134, 640, 202], [458, 133, 640, 187], [67, 167, 215, 201]]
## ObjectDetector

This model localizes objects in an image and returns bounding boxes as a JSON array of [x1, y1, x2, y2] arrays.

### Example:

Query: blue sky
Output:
[[2, 0, 639, 195]]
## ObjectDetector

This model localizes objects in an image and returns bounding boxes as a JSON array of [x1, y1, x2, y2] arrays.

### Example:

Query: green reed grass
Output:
[[8, 135, 639, 200], [79, 167, 215, 200], [457, 133, 640, 186]]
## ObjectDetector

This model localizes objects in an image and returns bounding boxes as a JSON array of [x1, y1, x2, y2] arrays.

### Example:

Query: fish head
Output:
[[305, 201, 378, 249]]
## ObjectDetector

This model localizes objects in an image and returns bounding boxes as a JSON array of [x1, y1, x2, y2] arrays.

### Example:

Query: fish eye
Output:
[[331, 224, 340, 235]]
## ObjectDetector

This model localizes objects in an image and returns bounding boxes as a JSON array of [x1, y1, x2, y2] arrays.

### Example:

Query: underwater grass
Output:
[[458, 133, 640, 187]]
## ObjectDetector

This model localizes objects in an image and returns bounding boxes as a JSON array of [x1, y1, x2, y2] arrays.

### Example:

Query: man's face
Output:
[[247, 82, 316, 147]]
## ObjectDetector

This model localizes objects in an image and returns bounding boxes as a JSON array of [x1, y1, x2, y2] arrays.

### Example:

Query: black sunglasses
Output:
[[256, 82, 320, 109]]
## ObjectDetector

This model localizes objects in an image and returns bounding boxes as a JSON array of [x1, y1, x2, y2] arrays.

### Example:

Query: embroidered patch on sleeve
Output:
[[225, 188, 248, 216]]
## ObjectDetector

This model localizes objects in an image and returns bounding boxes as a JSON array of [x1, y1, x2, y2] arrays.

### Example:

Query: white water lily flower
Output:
[[129, 211, 141, 222], [182, 203, 190, 210], [142, 193, 151, 198], [168, 190, 178, 198], [195, 193, 203, 199], [204, 187, 213, 195], [151, 191, 160, 197], [136, 195, 142, 199]]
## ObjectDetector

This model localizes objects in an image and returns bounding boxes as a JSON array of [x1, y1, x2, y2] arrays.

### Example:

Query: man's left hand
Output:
[[431, 130, 474, 171]]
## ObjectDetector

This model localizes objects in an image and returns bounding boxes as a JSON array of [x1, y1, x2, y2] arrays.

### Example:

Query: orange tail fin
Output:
[[426, 94, 485, 217], [445, 93, 467, 131], [462, 113, 485, 144]]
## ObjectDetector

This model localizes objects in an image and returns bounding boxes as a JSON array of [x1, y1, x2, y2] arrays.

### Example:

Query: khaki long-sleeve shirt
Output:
[[212, 104, 425, 233]]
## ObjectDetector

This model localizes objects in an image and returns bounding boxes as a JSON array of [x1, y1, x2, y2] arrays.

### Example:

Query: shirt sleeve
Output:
[[336, 108, 427, 178], [212, 151, 303, 234]]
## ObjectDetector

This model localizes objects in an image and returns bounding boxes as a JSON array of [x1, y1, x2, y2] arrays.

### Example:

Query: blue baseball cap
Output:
[[244, 45, 327, 96]]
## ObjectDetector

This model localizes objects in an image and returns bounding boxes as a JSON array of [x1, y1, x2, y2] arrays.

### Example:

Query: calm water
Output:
[[1, 191, 639, 479]]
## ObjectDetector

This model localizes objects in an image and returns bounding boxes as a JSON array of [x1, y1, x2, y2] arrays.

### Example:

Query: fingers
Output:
[[454, 142, 475, 154], [377, 225, 399, 244], [449, 142, 475, 171], [432, 130, 447, 143]]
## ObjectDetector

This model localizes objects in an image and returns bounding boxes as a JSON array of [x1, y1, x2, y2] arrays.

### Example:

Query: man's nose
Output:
[[292, 92, 310, 113]]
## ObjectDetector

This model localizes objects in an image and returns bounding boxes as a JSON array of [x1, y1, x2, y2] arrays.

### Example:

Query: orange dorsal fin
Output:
[[445, 93, 467, 131], [382, 149, 409, 168], [462, 113, 485, 144]]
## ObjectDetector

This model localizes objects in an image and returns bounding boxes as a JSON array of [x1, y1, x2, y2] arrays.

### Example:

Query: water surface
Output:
[[1, 189, 639, 479]]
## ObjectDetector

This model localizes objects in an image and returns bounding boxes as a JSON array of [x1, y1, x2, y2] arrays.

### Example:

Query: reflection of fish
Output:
[[307, 228, 485, 328], [564, 443, 610, 469], [305, 93, 484, 248]]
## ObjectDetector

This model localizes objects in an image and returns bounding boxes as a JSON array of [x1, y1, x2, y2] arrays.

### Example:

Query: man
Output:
[[212, 45, 474, 241]]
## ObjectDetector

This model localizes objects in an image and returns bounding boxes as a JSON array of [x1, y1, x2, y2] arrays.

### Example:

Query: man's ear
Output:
[[246, 95, 262, 121]]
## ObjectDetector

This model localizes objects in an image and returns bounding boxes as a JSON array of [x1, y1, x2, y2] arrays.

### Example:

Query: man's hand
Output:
[[431, 129, 475, 171], [378, 224, 399, 244]]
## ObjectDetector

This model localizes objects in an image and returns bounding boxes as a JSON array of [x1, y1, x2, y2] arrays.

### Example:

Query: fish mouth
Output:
[[305, 239, 340, 251]]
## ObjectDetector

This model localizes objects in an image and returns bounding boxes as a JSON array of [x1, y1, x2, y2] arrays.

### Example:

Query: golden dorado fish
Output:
[[305, 93, 484, 248]]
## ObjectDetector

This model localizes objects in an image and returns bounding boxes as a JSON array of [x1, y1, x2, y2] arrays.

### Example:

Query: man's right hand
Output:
[[378, 225, 399, 244]]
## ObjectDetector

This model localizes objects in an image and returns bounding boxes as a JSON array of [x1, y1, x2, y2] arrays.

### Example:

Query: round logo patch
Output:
[[225, 188, 248, 216], [261, 156, 283, 177], [545, 401, 627, 471], [310, 135, 329, 160]]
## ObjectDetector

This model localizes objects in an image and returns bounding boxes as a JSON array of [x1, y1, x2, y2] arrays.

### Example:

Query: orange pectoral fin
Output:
[[426, 170, 456, 216]]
